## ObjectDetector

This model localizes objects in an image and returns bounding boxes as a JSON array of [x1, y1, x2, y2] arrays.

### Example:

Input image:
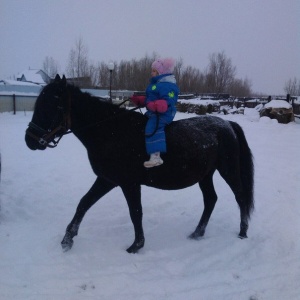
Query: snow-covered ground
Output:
[[0, 110, 299, 300]]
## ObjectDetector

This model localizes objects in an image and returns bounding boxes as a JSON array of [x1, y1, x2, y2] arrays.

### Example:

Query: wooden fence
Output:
[[1, 93, 299, 116]]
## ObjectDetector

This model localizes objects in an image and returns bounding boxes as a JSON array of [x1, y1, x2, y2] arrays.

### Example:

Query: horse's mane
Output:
[[67, 84, 121, 112], [65, 83, 145, 128]]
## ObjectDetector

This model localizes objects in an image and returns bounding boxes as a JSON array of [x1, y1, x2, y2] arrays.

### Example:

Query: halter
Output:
[[26, 94, 72, 148]]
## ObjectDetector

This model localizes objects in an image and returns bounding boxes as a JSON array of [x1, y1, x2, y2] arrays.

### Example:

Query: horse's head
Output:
[[25, 74, 71, 150]]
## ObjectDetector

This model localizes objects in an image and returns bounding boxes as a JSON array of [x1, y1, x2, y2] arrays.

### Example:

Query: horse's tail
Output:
[[229, 121, 255, 219]]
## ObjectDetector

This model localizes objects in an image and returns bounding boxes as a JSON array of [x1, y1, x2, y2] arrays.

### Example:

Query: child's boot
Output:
[[144, 152, 163, 168]]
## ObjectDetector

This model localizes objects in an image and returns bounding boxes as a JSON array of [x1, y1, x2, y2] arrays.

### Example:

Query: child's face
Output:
[[151, 69, 159, 77]]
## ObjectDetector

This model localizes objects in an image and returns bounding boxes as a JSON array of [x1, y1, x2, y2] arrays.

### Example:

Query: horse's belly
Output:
[[142, 165, 205, 190]]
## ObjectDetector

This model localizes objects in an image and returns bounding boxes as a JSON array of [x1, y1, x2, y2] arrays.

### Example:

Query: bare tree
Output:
[[88, 63, 99, 87], [66, 37, 89, 78], [117, 59, 136, 90], [206, 51, 236, 93], [179, 65, 204, 93], [96, 62, 110, 88], [174, 57, 184, 85], [112, 53, 156, 90], [42, 56, 60, 78], [284, 77, 300, 95], [133, 54, 155, 90], [229, 77, 252, 97]]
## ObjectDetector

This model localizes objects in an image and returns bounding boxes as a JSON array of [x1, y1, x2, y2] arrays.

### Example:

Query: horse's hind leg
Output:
[[190, 172, 218, 239], [218, 168, 249, 239], [61, 177, 116, 251]]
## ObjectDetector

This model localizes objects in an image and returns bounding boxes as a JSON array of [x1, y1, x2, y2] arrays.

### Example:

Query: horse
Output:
[[25, 75, 254, 254]]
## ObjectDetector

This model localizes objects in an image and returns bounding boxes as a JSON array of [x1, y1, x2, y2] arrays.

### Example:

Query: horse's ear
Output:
[[62, 75, 67, 86], [55, 74, 61, 82]]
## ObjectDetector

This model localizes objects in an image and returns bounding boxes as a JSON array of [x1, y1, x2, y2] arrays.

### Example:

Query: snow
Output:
[[265, 100, 292, 109], [244, 107, 261, 122], [0, 91, 41, 97], [245, 99, 264, 103], [0, 80, 42, 96], [0, 111, 299, 300], [16, 69, 47, 85], [179, 98, 220, 106], [0, 80, 41, 87]]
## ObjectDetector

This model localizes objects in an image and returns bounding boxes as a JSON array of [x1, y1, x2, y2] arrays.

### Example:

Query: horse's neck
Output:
[[72, 93, 112, 123], [71, 95, 121, 143]]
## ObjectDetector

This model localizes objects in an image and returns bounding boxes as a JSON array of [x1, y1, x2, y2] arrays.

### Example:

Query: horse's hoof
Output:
[[238, 233, 248, 239], [61, 240, 73, 252], [61, 235, 74, 252], [126, 239, 145, 254], [189, 229, 205, 240]]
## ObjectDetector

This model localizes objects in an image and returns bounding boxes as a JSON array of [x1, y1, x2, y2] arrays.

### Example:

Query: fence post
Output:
[[13, 94, 16, 115]]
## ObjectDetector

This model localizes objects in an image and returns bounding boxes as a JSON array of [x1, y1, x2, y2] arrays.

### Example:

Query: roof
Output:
[[16, 69, 50, 85], [0, 79, 42, 96], [0, 79, 40, 87]]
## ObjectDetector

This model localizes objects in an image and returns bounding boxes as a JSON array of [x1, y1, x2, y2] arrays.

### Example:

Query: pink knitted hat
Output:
[[152, 58, 175, 75]]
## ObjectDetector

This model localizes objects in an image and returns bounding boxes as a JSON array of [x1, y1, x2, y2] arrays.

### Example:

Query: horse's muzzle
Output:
[[25, 129, 47, 151]]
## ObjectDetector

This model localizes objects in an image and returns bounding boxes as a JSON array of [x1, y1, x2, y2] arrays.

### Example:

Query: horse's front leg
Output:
[[121, 183, 145, 253], [61, 177, 116, 251]]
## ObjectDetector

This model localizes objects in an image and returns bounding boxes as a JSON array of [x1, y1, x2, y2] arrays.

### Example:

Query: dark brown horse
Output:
[[25, 75, 254, 253]]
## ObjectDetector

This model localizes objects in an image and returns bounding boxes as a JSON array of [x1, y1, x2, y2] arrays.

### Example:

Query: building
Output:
[[16, 69, 51, 85]]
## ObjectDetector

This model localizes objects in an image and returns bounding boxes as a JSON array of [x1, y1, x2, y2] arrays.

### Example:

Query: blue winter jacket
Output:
[[145, 74, 179, 120], [144, 74, 179, 154]]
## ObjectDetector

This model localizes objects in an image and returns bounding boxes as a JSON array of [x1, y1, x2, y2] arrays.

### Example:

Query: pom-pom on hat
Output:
[[152, 58, 175, 75]]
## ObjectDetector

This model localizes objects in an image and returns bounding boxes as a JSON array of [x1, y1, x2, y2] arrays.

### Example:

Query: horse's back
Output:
[[143, 116, 237, 189], [167, 115, 235, 148]]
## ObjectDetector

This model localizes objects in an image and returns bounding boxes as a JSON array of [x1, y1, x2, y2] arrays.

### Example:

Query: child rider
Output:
[[131, 58, 179, 168]]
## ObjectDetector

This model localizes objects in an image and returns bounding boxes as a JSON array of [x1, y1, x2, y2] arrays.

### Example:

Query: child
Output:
[[131, 58, 179, 168]]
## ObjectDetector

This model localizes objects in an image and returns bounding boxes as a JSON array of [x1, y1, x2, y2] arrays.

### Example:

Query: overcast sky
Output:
[[0, 0, 299, 95]]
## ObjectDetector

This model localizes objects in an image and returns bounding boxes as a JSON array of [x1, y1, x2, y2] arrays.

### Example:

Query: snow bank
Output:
[[178, 98, 220, 106], [0, 111, 299, 300], [265, 99, 291, 109], [244, 107, 260, 122]]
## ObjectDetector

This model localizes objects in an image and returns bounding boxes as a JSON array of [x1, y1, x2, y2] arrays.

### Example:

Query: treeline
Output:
[[284, 77, 300, 95], [43, 38, 252, 96]]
